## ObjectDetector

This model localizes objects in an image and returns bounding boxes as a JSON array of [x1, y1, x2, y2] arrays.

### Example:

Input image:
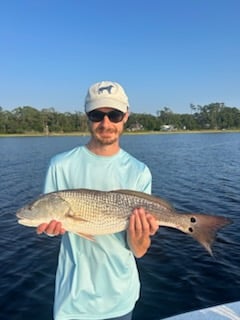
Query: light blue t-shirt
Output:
[[44, 145, 152, 320]]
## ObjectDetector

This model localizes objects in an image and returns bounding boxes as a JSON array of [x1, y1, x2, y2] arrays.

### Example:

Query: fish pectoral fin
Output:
[[75, 232, 95, 241], [66, 211, 89, 222]]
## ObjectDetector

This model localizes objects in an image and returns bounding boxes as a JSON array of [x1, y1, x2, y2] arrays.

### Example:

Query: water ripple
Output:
[[0, 133, 239, 320]]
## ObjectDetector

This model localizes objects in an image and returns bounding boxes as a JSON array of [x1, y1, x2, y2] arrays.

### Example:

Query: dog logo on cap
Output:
[[98, 85, 114, 95]]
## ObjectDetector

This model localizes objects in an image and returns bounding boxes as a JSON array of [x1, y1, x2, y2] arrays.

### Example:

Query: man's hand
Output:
[[127, 207, 159, 258], [37, 220, 66, 236]]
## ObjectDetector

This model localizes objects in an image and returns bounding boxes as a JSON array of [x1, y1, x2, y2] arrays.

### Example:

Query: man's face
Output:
[[88, 108, 129, 146]]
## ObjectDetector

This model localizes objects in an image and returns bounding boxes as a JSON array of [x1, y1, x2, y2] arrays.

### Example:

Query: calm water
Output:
[[0, 133, 239, 320]]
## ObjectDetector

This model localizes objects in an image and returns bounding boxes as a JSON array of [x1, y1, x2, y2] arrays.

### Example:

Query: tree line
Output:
[[0, 102, 240, 134]]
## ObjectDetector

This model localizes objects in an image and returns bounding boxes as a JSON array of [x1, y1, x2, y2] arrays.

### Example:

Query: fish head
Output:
[[16, 193, 71, 227]]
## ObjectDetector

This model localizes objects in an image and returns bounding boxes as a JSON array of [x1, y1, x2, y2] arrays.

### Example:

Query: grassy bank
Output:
[[0, 129, 240, 138]]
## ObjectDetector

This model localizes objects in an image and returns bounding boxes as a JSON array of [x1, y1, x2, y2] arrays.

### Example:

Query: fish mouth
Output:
[[16, 208, 31, 220], [16, 211, 37, 227], [16, 213, 26, 223], [16, 208, 26, 217], [16, 211, 23, 219]]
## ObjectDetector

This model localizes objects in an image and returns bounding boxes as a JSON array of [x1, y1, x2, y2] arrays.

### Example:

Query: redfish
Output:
[[16, 189, 231, 255]]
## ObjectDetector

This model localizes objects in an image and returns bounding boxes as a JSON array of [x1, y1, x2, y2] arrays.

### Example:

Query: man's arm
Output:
[[127, 208, 159, 258]]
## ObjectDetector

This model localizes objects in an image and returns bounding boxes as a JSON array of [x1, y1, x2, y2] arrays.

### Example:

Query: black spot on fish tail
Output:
[[186, 213, 232, 256], [188, 217, 196, 233], [190, 217, 196, 223]]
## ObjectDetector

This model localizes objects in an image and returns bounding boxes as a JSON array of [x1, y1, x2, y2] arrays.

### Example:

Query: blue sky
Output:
[[0, 0, 239, 115]]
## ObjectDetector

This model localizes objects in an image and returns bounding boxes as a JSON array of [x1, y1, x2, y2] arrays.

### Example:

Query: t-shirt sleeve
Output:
[[43, 160, 58, 194], [137, 165, 152, 194]]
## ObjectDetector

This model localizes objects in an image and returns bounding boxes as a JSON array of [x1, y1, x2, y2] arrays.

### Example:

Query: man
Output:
[[37, 81, 159, 320]]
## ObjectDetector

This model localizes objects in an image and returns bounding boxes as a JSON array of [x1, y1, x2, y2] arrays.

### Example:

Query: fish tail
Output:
[[184, 214, 232, 255]]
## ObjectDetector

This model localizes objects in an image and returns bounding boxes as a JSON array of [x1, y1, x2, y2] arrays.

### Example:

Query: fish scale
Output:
[[16, 188, 232, 255], [58, 190, 131, 233]]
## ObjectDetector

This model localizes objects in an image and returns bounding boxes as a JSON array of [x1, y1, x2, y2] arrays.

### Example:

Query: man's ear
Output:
[[123, 112, 129, 124]]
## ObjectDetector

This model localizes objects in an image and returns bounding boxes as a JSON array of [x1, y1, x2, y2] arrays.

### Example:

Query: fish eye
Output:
[[26, 203, 32, 209]]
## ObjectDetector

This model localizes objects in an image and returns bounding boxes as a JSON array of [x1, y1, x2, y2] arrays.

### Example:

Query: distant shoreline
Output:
[[0, 129, 240, 138]]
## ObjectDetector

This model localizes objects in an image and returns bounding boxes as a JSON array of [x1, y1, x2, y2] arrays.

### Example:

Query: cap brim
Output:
[[85, 98, 128, 113]]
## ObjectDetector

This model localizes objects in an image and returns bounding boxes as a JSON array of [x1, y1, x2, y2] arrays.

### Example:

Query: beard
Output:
[[90, 126, 123, 146]]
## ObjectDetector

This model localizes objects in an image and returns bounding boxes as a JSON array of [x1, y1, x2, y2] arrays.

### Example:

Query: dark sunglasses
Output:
[[87, 110, 126, 123]]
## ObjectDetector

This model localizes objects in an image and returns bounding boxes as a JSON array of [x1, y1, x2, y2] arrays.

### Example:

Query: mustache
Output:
[[96, 127, 117, 134]]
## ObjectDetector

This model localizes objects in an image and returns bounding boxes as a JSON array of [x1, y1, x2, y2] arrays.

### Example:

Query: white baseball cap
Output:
[[84, 81, 129, 113]]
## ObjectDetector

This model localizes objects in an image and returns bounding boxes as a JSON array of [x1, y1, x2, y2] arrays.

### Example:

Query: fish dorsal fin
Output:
[[111, 189, 173, 210]]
